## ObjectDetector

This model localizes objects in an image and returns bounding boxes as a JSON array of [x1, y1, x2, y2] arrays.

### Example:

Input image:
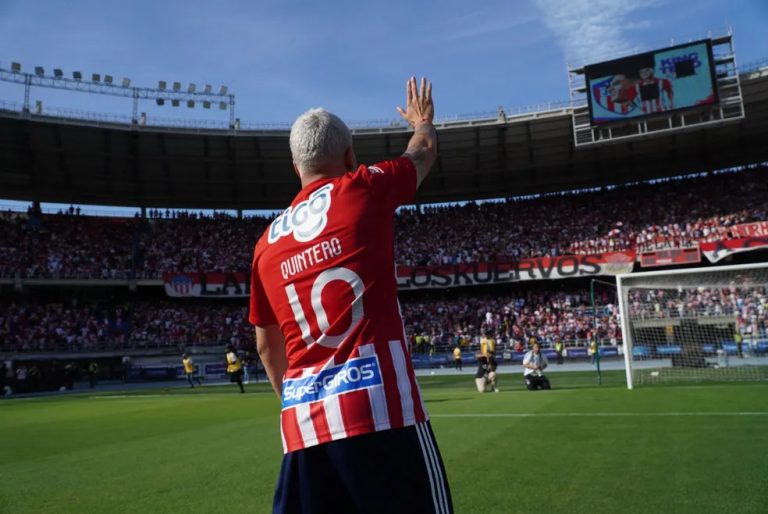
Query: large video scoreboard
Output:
[[585, 40, 718, 125]]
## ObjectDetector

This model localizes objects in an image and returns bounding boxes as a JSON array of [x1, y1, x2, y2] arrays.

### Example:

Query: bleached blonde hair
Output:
[[289, 108, 352, 173]]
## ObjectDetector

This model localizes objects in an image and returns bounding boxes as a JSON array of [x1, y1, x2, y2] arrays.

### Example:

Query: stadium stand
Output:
[[0, 287, 617, 354], [0, 299, 251, 353], [0, 165, 765, 279], [1, 61, 767, 395]]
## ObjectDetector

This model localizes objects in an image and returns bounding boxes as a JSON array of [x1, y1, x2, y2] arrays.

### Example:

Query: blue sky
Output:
[[0, 0, 766, 126]]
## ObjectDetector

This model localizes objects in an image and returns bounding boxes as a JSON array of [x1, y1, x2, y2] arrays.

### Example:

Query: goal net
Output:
[[616, 263, 768, 388]]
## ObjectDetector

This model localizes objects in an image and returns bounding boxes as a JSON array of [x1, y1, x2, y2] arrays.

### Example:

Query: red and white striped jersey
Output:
[[635, 78, 673, 113], [249, 157, 427, 454]]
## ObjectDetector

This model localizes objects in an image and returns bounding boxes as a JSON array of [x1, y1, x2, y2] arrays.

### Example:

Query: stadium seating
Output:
[[1, 166, 765, 279], [1, 166, 766, 353], [0, 300, 252, 352]]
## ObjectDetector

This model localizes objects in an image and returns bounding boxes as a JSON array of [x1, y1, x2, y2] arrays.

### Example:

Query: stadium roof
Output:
[[1, 70, 767, 211]]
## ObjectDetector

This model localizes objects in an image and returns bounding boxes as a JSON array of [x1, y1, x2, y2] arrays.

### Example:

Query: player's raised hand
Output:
[[397, 76, 434, 128]]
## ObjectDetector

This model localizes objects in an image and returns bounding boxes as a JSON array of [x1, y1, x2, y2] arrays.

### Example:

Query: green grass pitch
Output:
[[1, 371, 766, 513]]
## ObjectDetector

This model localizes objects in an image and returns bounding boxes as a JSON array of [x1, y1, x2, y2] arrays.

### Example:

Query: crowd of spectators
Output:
[[1, 166, 767, 354], [0, 208, 268, 279], [0, 299, 252, 353], [4, 284, 767, 354], [401, 288, 620, 353], [1, 287, 621, 353], [628, 285, 768, 338], [1, 167, 765, 279], [394, 167, 767, 265]]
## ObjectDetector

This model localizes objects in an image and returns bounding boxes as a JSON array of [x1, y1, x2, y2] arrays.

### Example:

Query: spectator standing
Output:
[[88, 361, 99, 388]]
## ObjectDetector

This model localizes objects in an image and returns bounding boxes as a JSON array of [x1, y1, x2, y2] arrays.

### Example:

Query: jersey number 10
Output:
[[284, 266, 365, 349]]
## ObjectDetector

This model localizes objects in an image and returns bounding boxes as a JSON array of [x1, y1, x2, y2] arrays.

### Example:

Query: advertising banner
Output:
[[396, 251, 636, 290], [165, 251, 637, 296], [164, 272, 250, 298], [700, 237, 768, 263], [729, 222, 768, 239]]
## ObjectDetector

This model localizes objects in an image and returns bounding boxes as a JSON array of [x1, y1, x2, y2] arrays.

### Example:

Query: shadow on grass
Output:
[[426, 397, 475, 403]]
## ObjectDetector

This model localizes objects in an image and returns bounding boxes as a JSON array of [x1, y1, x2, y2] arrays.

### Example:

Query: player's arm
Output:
[[255, 325, 288, 399], [397, 76, 437, 189]]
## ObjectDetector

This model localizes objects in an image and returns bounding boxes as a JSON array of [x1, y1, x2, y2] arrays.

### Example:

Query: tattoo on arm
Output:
[[403, 123, 437, 188], [404, 147, 428, 168]]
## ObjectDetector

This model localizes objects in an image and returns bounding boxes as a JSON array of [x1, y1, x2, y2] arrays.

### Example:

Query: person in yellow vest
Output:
[[480, 332, 497, 363], [478, 331, 499, 392], [226, 345, 245, 393], [554, 338, 564, 365], [182, 353, 202, 388], [453, 345, 462, 371], [588, 339, 598, 365], [414, 334, 424, 353], [734, 330, 744, 358]]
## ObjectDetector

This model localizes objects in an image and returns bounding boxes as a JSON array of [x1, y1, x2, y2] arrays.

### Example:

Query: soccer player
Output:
[[593, 73, 639, 116], [250, 77, 453, 513], [182, 353, 202, 388], [636, 67, 673, 114], [225, 345, 244, 394], [523, 343, 551, 391]]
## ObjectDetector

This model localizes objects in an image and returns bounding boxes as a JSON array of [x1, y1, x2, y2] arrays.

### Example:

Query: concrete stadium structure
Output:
[[0, 67, 766, 211]]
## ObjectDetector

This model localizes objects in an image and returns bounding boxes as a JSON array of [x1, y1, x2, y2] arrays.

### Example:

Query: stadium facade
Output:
[[1, 54, 767, 393]]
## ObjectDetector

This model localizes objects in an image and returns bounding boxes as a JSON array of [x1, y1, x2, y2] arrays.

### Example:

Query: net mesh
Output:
[[619, 264, 768, 386]]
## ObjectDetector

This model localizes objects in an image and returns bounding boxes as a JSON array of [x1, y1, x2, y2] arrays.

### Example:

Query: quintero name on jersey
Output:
[[281, 356, 382, 408], [269, 184, 334, 244]]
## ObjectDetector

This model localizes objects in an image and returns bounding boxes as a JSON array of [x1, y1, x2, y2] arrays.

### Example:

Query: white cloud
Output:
[[533, 0, 664, 65], [433, 14, 537, 44]]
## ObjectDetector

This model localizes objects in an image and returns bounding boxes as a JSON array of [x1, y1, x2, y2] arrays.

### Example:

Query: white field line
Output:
[[431, 412, 768, 418], [90, 394, 172, 399]]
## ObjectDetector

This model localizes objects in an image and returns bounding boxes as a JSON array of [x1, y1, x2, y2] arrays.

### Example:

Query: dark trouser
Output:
[[454, 359, 462, 370], [525, 374, 551, 390], [229, 370, 244, 393], [273, 421, 453, 514], [186, 373, 201, 387], [556, 352, 563, 364]]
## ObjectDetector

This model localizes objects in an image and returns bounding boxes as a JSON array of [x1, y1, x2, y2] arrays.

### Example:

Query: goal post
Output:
[[616, 263, 768, 389]]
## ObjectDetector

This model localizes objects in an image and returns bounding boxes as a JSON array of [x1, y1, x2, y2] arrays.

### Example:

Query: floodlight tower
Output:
[[0, 62, 237, 129]]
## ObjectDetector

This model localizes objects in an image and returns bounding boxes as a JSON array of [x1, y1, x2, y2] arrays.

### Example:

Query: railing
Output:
[[0, 335, 622, 355], [1, 59, 765, 132]]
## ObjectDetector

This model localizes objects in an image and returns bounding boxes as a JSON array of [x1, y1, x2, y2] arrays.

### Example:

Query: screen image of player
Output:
[[585, 40, 718, 125]]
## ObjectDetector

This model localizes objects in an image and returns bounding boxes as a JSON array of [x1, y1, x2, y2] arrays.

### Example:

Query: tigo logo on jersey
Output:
[[268, 184, 333, 244], [281, 356, 382, 408]]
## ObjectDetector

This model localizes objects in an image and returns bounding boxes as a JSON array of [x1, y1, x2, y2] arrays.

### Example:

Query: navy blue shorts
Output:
[[273, 421, 452, 514]]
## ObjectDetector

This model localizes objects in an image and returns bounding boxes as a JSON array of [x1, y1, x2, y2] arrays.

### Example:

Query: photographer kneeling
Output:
[[523, 342, 551, 390]]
